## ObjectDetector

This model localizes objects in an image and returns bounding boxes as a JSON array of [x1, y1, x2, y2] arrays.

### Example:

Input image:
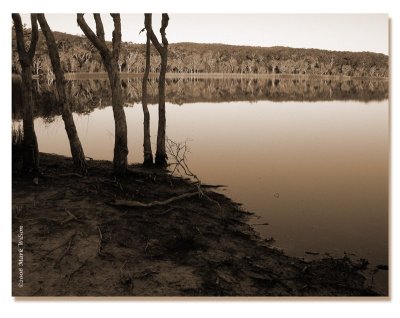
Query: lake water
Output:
[[12, 77, 389, 293]]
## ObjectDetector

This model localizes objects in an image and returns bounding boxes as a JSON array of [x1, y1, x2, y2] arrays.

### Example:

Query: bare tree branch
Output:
[[110, 14, 121, 60], [93, 14, 105, 41], [76, 14, 109, 56], [28, 14, 39, 60], [144, 14, 163, 55], [160, 14, 169, 47], [166, 138, 222, 210], [12, 14, 28, 64]]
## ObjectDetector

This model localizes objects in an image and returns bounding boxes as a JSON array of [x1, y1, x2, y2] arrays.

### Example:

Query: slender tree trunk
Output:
[[145, 13, 169, 167], [141, 32, 153, 165], [12, 14, 39, 173], [155, 50, 167, 166], [37, 14, 86, 172], [77, 13, 128, 175], [21, 65, 39, 172]]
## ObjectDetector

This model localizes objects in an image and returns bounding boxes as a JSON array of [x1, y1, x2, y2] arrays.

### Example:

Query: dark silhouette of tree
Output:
[[37, 14, 87, 172], [141, 16, 153, 166], [12, 13, 39, 172], [145, 13, 169, 167], [77, 13, 128, 175]]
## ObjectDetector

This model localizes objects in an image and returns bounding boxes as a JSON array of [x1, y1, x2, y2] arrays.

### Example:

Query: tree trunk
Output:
[[12, 14, 39, 173], [141, 32, 153, 166], [37, 14, 86, 172], [77, 13, 128, 175], [21, 65, 39, 172], [145, 13, 169, 168], [155, 50, 167, 166], [105, 59, 129, 175]]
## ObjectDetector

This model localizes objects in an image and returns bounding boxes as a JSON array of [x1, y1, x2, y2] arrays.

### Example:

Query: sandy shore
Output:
[[12, 153, 379, 296]]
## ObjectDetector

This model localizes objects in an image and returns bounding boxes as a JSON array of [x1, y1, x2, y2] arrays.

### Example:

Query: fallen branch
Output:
[[111, 191, 199, 208], [166, 138, 222, 211]]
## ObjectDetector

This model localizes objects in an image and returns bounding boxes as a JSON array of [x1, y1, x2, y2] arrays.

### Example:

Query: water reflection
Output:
[[12, 76, 388, 121]]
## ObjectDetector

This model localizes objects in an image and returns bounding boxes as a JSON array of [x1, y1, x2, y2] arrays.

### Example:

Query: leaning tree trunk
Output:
[[105, 58, 128, 174], [37, 14, 86, 172], [145, 13, 169, 167], [12, 14, 39, 173], [77, 13, 128, 175], [141, 30, 153, 166]]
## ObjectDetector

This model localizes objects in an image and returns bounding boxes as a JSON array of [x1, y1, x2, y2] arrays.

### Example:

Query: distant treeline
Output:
[[12, 77, 388, 121], [12, 29, 389, 78]]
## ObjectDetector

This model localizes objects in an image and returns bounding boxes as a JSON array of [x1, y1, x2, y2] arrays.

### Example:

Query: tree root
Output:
[[110, 191, 199, 208]]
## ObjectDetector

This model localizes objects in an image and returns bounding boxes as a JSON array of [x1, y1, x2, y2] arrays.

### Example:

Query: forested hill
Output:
[[12, 30, 389, 78]]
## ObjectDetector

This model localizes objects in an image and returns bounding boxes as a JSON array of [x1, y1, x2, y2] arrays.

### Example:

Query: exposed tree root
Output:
[[111, 191, 199, 208]]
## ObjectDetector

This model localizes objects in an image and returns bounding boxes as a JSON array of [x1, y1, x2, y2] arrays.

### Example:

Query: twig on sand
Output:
[[97, 226, 103, 255], [111, 192, 199, 208], [55, 234, 75, 267], [59, 172, 84, 178], [16, 209, 78, 226], [43, 232, 76, 257], [60, 209, 78, 225], [151, 207, 175, 216], [66, 260, 87, 284]]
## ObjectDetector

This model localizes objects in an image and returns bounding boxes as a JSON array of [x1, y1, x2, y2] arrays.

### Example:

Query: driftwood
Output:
[[111, 192, 198, 208]]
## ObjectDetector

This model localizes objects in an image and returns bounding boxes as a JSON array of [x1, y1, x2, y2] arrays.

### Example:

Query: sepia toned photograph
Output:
[[11, 13, 389, 297]]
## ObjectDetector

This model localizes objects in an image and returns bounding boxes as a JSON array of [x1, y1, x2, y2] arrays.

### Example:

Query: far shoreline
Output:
[[65, 72, 389, 81], [12, 72, 388, 81]]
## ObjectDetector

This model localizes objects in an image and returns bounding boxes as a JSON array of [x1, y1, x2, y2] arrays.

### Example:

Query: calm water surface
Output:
[[13, 78, 389, 293]]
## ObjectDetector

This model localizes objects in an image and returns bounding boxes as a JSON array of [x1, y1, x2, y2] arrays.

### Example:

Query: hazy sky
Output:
[[19, 14, 388, 54]]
